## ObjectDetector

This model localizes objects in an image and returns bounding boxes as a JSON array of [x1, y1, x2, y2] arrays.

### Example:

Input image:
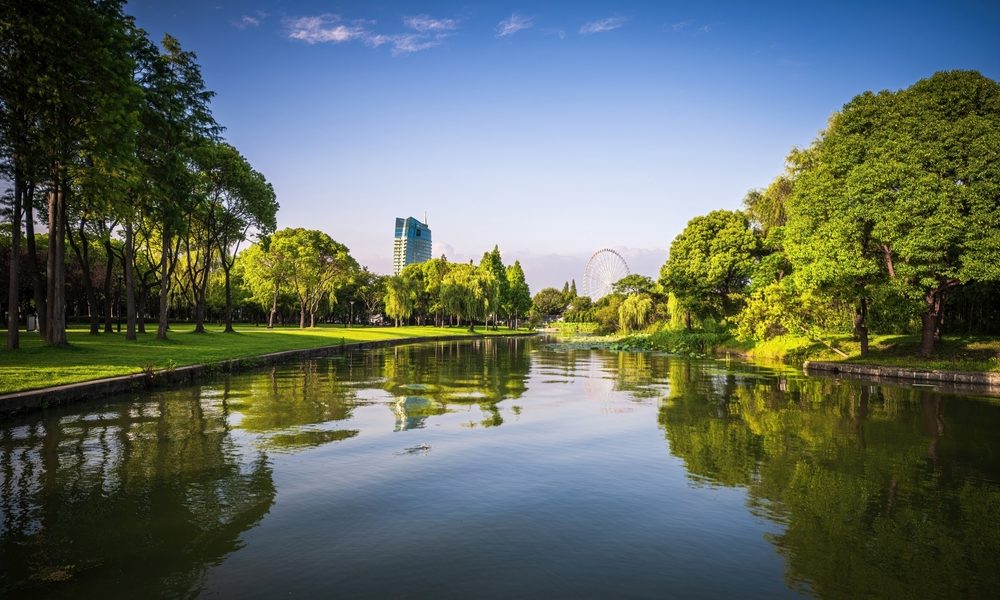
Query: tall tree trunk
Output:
[[46, 181, 67, 346], [268, 287, 277, 328], [66, 215, 99, 335], [157, 233, 171, 340], [853, 297, 869, 357], [137, 282, 148, 334], [223, 265, 235, 333], [920, 291, 944, 357], [24, 188, 46, 335], [299, 302, 306, 328], [7, 173, 22, 349], [124, 221, 136, 340], [102, 238, 115, 333]]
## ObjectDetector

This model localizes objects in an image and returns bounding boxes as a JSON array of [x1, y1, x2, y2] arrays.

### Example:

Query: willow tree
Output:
[[441, 262, 484, 330], [618, 294, 653, 334], [384, 274, 417, 327]]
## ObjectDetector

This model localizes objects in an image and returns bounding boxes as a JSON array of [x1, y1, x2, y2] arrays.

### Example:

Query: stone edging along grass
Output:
[[0, 332, 537, 417], [804, 360, 1000, 394]]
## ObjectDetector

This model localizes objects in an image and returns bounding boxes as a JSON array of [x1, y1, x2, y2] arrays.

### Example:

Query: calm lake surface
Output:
[[2, 337, 999, 598]]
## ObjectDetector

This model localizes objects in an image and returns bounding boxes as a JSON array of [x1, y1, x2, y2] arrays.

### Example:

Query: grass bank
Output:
[[0, 324, 528, 395], [603, 329, 1000, 373]]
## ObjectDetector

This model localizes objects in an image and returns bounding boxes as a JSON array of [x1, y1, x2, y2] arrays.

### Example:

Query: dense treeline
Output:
[[547, 71, 1000, 357], [380, 246, 532, 330], [0, 0, 278, 347]]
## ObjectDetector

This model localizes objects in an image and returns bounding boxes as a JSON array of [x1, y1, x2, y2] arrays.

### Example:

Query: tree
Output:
[[419, 257, 450, 326], [441, 262, 484, 330], [479, 245, 507, 330], [237, 241, 287, 327], [354, 268, 387, 325], [612, 274, 656, 297], [505, 261, 531, 329], [532, 287, 567, 317], [269, 228, 357, 328], [199, 142, 278, 332], [618, 294, 653, 334], [141, 34, 220, 340], [659, 210, 759, 325], [1, 0, 138, 346], [788, 71, 1000, 355], [384, 273, 418, 327]]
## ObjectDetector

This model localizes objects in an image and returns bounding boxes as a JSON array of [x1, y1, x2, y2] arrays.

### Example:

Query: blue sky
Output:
[[128, 0, 1000, 291]]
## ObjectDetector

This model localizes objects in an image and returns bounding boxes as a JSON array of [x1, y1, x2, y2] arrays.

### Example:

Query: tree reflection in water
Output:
[[3, 340, 998, 598], [380, 337, 531, 429], [0, 388, 275, 598], [655, 360, 1000, 599]]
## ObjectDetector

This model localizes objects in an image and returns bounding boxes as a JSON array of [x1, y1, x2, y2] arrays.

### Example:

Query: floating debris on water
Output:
[[396, 443, 431, 455]]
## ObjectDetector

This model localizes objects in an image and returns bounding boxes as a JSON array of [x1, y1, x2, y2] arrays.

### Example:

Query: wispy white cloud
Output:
[[579, 16, 626, 35], [286, 14, 367, 44], [670, 20, 691, 32], [234, 15, 260, 29], [697, 24, 712, 34], [389, 33, 444, 55], [496, 13, 533, 37], [286, 13, 458, 55], [404, 15, 458, 33]]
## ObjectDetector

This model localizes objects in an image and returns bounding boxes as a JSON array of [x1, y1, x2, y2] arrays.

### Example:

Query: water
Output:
[[2, 337, 999, 598]]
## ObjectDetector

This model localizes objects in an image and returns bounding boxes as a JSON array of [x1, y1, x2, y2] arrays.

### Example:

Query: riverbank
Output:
[[0, 325, 531, 397], [804, 360, 1000, 393]]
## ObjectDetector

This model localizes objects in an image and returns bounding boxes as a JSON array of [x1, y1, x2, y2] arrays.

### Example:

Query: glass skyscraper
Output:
[[392, 216, 432, 275]]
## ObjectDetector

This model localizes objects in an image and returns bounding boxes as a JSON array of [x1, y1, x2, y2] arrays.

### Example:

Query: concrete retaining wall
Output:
[[804, 360, 1000, 394], [0, 333, 536, 417]]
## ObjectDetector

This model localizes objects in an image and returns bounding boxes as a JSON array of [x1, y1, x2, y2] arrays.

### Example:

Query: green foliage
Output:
[[787, 70, 1000, 355], [612, 329, 732, 357], [660, 209, 760, 322], [592, 294, 624, 335], [384, 273, 420, 326], [618, 294, 653, 334], [532, 287, 567, 316], [612, 274, 656, 297], [505, 260, 532, 325], [268, 228, 359, 327], [563, 295, 594, 323]]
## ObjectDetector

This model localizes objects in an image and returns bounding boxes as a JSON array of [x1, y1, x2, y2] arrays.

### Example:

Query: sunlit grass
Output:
[[728, 333, 1000, 372], [0, 324, 527, 394]]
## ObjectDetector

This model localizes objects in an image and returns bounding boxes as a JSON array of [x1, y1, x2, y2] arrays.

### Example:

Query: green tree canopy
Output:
[[787, 70, 1000, 355], [659, 209, 759, 322]]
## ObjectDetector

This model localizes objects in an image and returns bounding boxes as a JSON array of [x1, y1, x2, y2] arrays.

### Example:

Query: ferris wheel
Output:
[[582, 249, 630, 300]]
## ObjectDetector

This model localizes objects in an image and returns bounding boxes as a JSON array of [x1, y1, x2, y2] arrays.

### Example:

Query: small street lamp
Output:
[[349, 300, 355, 328]]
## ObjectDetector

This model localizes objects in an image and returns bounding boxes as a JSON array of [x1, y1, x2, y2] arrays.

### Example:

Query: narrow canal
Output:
[[2, 337, 998, 598]]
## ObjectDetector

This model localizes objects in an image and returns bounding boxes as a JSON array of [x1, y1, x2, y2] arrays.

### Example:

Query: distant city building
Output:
[[392, 216, 432, 275]]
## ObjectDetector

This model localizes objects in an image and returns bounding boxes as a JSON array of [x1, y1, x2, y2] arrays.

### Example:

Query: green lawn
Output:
[[0, 324, 528, 394], [724, 333, 1000, 373]]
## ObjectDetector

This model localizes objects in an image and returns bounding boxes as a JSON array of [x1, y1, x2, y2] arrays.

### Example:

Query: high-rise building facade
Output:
[[392, 216, 432, 275]]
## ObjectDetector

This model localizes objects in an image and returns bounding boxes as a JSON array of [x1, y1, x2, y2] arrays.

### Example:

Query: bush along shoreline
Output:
[[599, 329, 1000, 374]]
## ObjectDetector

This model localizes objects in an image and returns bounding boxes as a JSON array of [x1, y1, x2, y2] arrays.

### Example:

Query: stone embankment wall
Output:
[[804, 361, 1000, 394]]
